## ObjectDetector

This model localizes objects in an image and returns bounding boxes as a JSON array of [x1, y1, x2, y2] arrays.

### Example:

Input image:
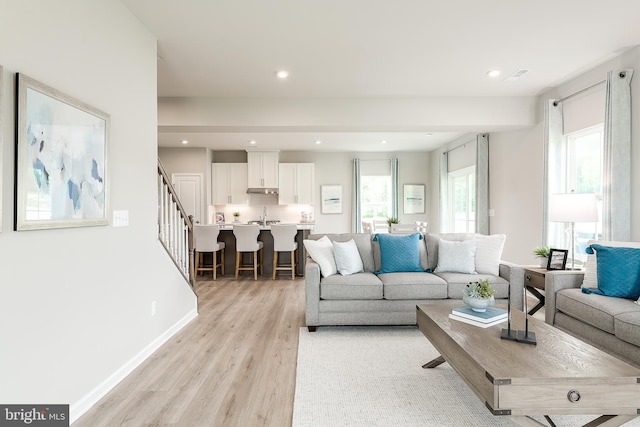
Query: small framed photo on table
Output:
[[547, 248, 568, 270]]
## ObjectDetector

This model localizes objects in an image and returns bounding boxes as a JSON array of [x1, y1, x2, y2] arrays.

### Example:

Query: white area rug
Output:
[[292, 326, 640, 427]]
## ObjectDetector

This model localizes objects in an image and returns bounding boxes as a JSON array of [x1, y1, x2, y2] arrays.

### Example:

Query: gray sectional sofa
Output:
[[304, 232, 524, 331], [546, 268, 640, 368]]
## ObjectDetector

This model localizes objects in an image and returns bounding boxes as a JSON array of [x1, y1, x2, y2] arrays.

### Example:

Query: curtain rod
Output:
[[553, 79, 606, 106], [442, 142, 470, 155]]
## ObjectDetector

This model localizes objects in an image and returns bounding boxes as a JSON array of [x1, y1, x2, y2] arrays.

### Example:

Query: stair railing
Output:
[[157, 159, 194, 287]]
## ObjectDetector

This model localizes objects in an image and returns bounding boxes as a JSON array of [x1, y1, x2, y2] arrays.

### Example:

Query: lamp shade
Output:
[[549, 193, 598, 223]]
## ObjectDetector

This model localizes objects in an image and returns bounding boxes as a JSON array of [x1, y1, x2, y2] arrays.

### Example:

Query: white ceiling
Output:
[[122, 0, 640, 152]]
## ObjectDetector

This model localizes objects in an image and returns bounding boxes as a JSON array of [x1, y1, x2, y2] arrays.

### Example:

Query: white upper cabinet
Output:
[[247, 151, 279, 188], [279, 163, 314, 205], [212, 163, 248, 205]]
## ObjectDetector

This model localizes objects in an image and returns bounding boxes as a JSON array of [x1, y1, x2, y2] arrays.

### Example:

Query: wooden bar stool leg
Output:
[[213, 251, 217, 280], [272, 252, 278, 280], [253, 250, 258, 280], [291, 249, 296, 280], [221, 249, 225, 276], [235, 251, 241, 279]]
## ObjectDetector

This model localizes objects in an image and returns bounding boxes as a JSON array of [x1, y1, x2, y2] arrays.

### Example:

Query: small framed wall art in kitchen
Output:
[[15, 74, 110, 231]]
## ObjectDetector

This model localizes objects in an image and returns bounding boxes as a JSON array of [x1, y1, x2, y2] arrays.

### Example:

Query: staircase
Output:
[[157, 159, 194, 287]]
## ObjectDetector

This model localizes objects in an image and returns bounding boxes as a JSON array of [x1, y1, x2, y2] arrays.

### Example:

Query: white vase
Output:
[[539, 257, 548, 268], [463, 295, 495, 312]]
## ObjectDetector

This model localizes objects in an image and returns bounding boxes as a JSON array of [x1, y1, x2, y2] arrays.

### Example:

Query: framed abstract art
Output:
[[15, 74, 110, 230]]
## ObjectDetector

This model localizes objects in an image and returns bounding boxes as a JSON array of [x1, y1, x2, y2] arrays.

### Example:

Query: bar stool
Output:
[[193, 224, 225, 280], [232, 224, 263, 280], [271, 224, 298, 280]]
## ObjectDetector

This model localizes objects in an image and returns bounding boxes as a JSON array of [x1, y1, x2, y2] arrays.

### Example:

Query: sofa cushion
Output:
[[333, 239, 364, 276], [373, 232, 424, 274], [437, 273, 508, 299], [434, 239, 477, 274], [308, 233, 376, 272], [425, 233, 479, 271], [474, 234, 506, 276], [615, 311, 640, 347], [320, 272, 383, 300], [582, 244, 640, 299], [378, 272, 448, 300], [556, 288, 640, 334], [582, 240, 640, 290], [303, 236, 337, 277]]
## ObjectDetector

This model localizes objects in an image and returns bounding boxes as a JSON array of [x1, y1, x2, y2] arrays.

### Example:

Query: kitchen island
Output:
[[215, 223, 315, 277]]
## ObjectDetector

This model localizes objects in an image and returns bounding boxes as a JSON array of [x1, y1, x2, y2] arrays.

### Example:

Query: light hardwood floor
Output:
[[73, 275, 306, 427]]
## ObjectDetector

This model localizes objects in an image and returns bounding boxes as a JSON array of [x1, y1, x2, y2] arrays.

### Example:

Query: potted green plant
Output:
[[463, 279, 496, 312], [232, 211, 241, 222], [386, 217, 399, 232], [533, 246, 551, 268]]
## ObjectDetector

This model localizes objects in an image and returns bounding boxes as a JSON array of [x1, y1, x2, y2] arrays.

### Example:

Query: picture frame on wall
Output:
[[321, 185, 342, 214], [403, 184, 425, 214], [15, 74, 110, 231], [547, 248, 568, 270]]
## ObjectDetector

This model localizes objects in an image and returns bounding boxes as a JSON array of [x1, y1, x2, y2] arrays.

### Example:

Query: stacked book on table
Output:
[[449, 306, 508, 328]]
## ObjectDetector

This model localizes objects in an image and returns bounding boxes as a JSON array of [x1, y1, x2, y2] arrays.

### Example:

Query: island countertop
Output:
[[217, 223, 315, 231]]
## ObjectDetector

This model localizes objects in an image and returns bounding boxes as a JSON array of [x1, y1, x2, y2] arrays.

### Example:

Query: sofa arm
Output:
[[544, 270, 585, 325], [305, 257, 321, 327], [499, 261, 524, 311]]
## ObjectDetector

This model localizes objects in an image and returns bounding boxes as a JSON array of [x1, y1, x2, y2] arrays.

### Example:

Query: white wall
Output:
[[0, 1, 197, 421], [489, 46, 640, 264]]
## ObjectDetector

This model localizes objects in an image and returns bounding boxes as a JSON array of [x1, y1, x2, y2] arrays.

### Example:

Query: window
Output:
[[547, 125, 603, 263], [449, 166, 475, 233], [360, 175, 392, 221]]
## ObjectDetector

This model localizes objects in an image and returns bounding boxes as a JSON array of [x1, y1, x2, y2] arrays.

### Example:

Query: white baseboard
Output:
[[69, 308, 198, 424]]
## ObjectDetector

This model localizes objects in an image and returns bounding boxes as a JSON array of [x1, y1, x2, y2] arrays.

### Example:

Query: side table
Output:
[[523, 266, 547, 315]]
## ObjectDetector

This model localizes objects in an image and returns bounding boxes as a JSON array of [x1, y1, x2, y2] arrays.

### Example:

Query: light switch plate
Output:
[[113, 210, 129, 227]]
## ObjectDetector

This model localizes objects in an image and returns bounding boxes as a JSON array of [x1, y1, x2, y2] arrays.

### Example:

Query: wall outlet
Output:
[[151, 301, 157, 316]]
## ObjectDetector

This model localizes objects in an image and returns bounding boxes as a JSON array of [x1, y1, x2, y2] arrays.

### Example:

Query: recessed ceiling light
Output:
[[249, 140, 257, 145], [487, 70, 501, 78], [315, 140, 322, 145], [426, 133, 433, 137], [181, 140, 188, 144], [276, 70, 289, 79], [381, 140, 387, 144]]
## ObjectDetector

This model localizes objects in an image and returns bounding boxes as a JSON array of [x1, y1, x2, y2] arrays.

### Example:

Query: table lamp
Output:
[[549, 192, 598, 270]]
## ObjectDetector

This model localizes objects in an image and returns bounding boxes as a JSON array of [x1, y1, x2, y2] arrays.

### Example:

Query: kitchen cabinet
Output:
[[279, 163, 314, 205], [212, 163, 248, 205], [247, 151, 279, 188]]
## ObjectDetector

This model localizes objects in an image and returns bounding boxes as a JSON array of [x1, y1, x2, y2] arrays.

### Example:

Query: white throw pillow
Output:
[[332, 239, 364, 276], [582, 240, 640, 289], [474, 234, 506, 276], [434, 239, 477, 274], [303, 236, 337, 277]]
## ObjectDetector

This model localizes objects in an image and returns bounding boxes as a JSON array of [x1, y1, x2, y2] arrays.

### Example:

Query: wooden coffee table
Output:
[[416, 304, 640, 426]]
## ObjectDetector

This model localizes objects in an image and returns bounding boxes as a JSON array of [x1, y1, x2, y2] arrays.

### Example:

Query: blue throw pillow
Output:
[[582, 244, 640, 299], [373, 232, 424, 274]]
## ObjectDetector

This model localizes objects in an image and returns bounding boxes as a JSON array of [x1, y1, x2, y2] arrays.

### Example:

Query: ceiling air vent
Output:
[[504, 69, 529, 82]]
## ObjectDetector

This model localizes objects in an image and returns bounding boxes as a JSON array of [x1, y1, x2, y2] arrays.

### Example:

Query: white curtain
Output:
[[439, 152, 449, 232], [543, 99, 565, 244], [353, 158, 361, 232], [391, 157, 399, 219], [476, 134, 489, 235], [603, 69, 633, 241]]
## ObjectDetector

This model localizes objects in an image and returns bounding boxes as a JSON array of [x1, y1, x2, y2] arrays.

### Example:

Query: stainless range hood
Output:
[[246, 187, 278, 195]]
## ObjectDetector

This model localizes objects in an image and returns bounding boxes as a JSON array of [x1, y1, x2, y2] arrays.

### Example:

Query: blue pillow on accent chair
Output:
[[373, 232, 424, 274], [582, 244, 640, 299]]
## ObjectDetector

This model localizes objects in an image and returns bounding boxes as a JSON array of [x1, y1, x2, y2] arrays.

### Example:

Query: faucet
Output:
[[262, 206, 267, 226]]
